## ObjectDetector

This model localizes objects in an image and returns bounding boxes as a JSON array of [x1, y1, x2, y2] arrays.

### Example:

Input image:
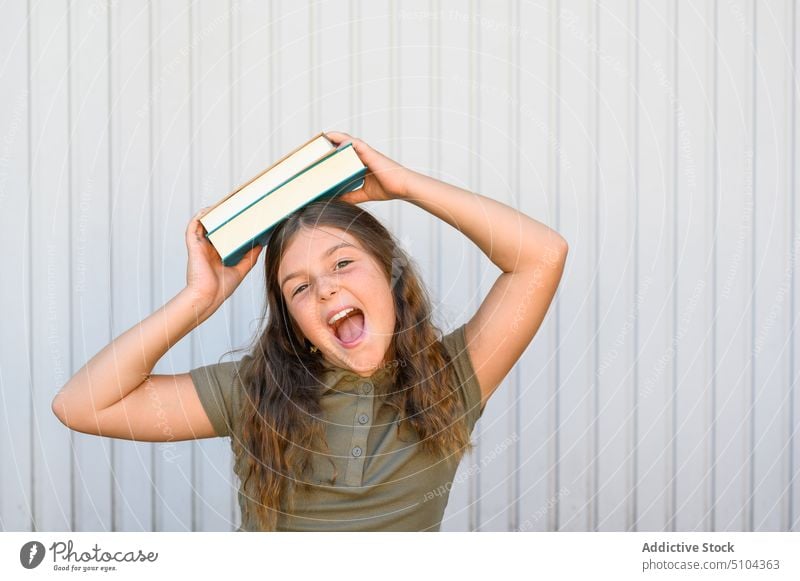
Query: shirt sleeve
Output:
[[189, 355, 250, 439], [440, 323, 484, 434]]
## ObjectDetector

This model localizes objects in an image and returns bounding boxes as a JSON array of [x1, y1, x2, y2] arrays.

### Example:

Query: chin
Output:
[[331, 344, 389, 376], [340, 354, 382, 374]]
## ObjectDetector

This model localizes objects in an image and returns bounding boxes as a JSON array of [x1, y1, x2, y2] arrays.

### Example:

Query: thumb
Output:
[[337, 191, 355, 204]]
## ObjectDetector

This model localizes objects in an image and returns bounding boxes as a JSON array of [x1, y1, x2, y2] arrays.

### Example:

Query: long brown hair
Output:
[[232, 198, 472, 531]]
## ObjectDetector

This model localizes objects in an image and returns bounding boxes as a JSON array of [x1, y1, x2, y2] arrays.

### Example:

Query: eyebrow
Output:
[[280, 241, 357, 290]]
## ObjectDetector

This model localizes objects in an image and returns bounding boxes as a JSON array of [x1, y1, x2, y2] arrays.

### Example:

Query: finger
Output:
[[338, 191, 364, 205], [325, 130, 349, 139], [325, 131, 353, 144], [186, 208, 210, 244], [188, 207, 209, 229]]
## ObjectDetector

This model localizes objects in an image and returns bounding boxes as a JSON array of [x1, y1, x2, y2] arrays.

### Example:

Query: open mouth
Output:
[[328, 307, 366, 348]]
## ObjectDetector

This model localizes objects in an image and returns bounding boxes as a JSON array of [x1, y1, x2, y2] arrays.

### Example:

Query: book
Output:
[[199, 132, 335, 234], [200, 133, 367, 267]]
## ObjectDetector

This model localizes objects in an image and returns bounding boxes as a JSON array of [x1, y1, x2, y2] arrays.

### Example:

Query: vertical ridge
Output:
[[189, 0, 199, 533], [467, 0, 476, 531], [66, 0, 76, 533], [630, 0, 640, 533], [389, 0, 397, 232], [591, 0, 600, 533], [229, 0, 240, 531], [789, 0, 797, 533], [749, 0, 757, 533], [147, 0, 157, 532], [668, 0, 679, 533], [473, 0, 483, 531], [550, 0, 562, 533], [511, 0, 521, 533], [26, 0, 35, 533], [710, 0, 720, 532], [107, 0, 117, 533], [309, 0, 315, 134]]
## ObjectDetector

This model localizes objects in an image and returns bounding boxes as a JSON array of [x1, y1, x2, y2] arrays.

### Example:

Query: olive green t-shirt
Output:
[[189, 323, 485, 532]]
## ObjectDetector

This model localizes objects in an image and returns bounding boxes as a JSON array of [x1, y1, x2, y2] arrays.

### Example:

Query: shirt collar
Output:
[[319, 358, 394, 395]]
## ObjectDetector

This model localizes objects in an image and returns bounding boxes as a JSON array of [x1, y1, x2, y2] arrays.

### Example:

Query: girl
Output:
[[52, 131, 568, 531]]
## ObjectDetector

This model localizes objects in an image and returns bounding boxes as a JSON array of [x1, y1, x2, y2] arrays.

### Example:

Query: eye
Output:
[[335, 259, 352, 270], [292, 283, 308, 297]]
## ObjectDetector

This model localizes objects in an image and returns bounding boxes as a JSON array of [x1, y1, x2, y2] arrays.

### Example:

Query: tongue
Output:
[[336, 312, 364, 343]]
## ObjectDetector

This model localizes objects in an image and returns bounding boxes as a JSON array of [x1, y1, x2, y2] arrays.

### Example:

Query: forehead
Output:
[[278, 226, 363, 271]]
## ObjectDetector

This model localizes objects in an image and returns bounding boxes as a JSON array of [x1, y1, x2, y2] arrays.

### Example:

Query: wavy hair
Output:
[[231, 198, 473, 531]]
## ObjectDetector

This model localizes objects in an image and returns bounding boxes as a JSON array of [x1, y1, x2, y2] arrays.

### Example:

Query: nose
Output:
[[316, 273, 339, 299]]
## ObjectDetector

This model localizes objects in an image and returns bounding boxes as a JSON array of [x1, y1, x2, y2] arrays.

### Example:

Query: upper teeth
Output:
[[328, 307, 356, 326]]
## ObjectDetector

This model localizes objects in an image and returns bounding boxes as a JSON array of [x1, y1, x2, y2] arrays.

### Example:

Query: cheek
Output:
[[366, 276, 395, 327], [287, 301, 317, 335]]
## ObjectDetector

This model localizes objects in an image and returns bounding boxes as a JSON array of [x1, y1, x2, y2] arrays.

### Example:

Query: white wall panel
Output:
[[69, 0, 113, 532], [635, 0, 673, 531], [108, 0, 155, 532], [715, 0, 754, 533], [0, 0, 33, 533], [29, 0, 72, 532]]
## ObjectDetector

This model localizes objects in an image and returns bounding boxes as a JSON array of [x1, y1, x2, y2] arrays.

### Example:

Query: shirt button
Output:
[[361, 382, 373, 394], [357, 413, 369, 425], [351, 446, 363, 457]]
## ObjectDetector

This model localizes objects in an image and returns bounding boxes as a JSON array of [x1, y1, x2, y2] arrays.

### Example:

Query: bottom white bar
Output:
[[1, 532, 798, 580]]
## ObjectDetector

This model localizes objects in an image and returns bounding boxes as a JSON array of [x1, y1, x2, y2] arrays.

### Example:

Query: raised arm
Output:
[[399, 172, 568, 409], [324, 131, 568, 410], [50, 208, 262, 441]]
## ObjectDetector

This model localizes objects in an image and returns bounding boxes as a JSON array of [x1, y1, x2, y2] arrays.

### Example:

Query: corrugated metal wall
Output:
[[1, 0, 797, 532]]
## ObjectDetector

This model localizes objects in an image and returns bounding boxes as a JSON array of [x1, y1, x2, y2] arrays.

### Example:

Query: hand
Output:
[[325, 131, 414, 203], [183, 207, 262, 315]]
